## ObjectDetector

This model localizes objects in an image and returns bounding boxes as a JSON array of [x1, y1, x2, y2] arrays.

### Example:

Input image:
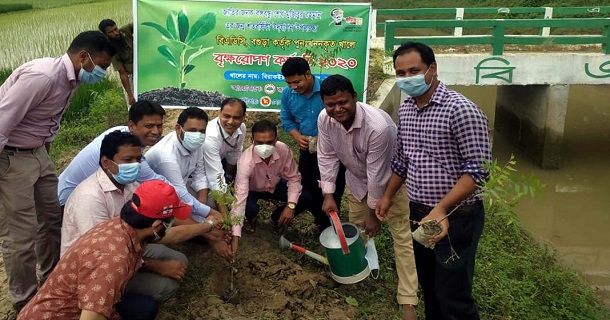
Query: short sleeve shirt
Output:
[[18, 217, 144, 320]]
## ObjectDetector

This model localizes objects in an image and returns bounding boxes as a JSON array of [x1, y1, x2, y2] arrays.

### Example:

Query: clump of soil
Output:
[[138, 87, 226, 107]]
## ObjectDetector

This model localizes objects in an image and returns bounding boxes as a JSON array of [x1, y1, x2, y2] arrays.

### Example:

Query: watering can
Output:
[[279, 211, 378, 284], [318, 210, 370, 284]]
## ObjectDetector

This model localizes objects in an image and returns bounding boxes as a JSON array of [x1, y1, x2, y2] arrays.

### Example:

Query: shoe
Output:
[[243, 217, 257, 233], [401, 304, 417, 320]]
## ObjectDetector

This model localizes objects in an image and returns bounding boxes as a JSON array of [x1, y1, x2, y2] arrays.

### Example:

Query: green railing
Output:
[[376, 6, 610, 54]]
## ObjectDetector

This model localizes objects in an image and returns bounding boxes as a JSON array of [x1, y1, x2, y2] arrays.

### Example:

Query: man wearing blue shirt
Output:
[[280, 57, 346, 231], [58, 100, 221, 223]]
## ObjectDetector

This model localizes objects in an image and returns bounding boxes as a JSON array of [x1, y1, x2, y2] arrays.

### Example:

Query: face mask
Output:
[[396, 68, 431, 97], [180, 127, 206, 152], [254, 144, 275, 159], [110, 161, 141, 184], [78, 52, 107, 84]]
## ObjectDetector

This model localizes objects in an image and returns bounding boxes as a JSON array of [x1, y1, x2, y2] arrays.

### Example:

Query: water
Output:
[[452, 84, 610, 304]]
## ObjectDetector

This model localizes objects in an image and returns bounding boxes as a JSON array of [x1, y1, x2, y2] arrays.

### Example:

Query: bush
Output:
[[63, 78, 117, 123], [0, 4, 32, 14]]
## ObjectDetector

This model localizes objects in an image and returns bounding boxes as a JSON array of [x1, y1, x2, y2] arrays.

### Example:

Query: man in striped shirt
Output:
[[377, 42, 492, 320], [317, 75, 418, 320]]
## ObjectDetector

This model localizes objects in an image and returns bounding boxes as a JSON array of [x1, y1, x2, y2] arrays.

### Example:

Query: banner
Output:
[[135, 0, 371, 111]]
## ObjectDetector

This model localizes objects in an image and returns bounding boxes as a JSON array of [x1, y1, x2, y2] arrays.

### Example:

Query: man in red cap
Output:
[[18, 180, 219, 320]]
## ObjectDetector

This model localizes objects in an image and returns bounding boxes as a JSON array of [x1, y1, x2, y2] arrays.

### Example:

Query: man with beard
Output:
[[99, 19, 134, 105]]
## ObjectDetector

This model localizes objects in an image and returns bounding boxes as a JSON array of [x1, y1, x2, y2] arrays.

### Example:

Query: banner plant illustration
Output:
[[142, 8, 217, 89]]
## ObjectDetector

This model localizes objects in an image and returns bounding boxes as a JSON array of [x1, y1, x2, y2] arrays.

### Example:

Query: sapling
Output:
[[210, 174, 243, 231], [142, 7, 217, 89]]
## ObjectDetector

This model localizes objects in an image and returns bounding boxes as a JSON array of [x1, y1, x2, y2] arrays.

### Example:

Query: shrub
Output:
[[0, 4, 32, 14]]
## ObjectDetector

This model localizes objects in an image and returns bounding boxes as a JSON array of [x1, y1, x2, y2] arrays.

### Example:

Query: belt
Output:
[[4, 145, 36, 152]]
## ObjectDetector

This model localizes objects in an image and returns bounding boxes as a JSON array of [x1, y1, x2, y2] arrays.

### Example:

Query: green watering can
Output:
[[319, 210, 370, 284]]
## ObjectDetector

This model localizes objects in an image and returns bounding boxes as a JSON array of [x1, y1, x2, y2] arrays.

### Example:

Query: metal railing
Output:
[[373, 6, 610, 54]]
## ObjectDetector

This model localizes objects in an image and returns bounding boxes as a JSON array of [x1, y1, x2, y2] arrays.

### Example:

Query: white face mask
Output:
[[254, 144, 275, 159], [180, 127, 206, 152]]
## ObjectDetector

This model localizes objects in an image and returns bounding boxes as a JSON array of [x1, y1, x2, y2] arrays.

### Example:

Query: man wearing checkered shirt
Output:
[[376, 42, 492, 320]]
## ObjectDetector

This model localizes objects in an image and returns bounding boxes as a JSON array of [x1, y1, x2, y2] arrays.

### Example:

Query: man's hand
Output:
[[211, 239, 235, 262], [421, 206, 449, 244], [290, 130, 309, 150], [144, 259, 187, 281], [128, 95, 136, 106], [322, 194, 338, 216], [200, 228, 230, 241], [207, 209, 223, 226], [374, 196, 392, 221], [277, 206, 295, 226], [363, 211, 382, 237]]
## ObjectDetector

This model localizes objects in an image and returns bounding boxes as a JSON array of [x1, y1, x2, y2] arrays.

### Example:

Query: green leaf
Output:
[[186, 12, 216, 44], [183, 64, 195, 75], [157, 45, 177, 67], [166, 11, 179, 40], [178, 9, 190, 42], [142, 22, 174, 40], [345, 296, 359, 307], [186, 46, 213, 65], [180, 82, 186, 89]]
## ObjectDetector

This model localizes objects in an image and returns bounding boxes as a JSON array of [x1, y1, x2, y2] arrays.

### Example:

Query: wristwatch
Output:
[[202, 218, 214, 232], [287, 202, 296, 210]]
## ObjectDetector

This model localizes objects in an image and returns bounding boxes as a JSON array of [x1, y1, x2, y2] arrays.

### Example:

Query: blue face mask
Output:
[[396, 68, 431, 97], [110, 161, 141, 185], [78, 52, 107, 84], [180, 127, 206, 152]]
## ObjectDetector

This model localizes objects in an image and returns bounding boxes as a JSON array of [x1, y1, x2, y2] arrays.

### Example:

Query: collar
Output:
[[96, 167, 121, 193], [61, 53, 78, 87], [119, 218, 143, 253], [405, 81, 447, 111], [171, 132, 191, 156]]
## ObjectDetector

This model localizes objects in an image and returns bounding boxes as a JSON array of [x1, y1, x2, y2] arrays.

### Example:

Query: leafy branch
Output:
[[479, 154, 546, 225], [210, 175, 243, 231], [142, 7, 216, 89], [303, 46, 342, 76]]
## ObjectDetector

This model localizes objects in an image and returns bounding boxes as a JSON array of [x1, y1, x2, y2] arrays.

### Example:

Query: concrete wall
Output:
[[495, 85, 568, 169]]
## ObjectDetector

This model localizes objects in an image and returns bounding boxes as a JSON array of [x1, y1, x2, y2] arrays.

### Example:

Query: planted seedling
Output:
[[210, 174, 243, 303], [142, 7, 216, 90]]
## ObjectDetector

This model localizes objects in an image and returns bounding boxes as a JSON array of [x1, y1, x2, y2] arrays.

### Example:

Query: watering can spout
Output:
[[279, 236, 329, 265]]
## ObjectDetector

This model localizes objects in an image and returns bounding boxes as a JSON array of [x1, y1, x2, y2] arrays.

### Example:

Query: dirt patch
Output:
[[139, 87, 226, 107]]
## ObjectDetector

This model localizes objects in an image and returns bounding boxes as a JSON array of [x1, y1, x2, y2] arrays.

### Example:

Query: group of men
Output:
[[0, 18, 491, 320]]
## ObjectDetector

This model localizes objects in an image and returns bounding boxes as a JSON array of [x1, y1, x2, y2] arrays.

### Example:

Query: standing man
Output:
[[18, 180, 219, 320], [203, 98, 246, 205], [145, 107, 210, 221], [99, 19, 134, 105], [377, 42, 491, 320], [317, 75, 418, 320], [0, 30, 115, 311], [280, 57, 345, 231], [231, 120, 325, 254]]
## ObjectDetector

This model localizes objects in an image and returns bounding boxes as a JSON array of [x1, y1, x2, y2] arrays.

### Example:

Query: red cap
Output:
[[131, 180, 191, 220]]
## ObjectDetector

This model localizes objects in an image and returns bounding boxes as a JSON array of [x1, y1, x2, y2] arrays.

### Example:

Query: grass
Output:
[[0, 0, 102, 9], [0, 0, 131, 69]]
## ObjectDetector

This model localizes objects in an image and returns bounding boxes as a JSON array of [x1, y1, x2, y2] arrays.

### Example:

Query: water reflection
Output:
[[451, 84, 610, 304]]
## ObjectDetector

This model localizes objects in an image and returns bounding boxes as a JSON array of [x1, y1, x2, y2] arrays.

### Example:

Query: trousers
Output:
[[0, 147, 61, 306]]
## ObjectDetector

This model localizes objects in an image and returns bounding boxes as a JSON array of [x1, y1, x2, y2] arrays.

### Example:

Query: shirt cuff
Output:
[[367, 195, 380, 210], [287, 192, 300, 205], [232, 224, 242, 238], [318, 180, 336, 195], [191, 201, 211, 218]]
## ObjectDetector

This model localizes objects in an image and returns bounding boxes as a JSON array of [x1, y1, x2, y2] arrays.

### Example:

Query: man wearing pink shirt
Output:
[[230, 120, 324, 255], [0, 30, 115, 311], [317, 75, 418, 320]]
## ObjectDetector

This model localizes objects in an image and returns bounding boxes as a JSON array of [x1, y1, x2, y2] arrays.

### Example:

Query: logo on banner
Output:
[[264, 83, 276, 94], [260, 96, 272, 107]]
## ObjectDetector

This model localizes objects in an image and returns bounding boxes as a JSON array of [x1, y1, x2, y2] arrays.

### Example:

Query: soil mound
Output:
[[139, 87, 226, 107]]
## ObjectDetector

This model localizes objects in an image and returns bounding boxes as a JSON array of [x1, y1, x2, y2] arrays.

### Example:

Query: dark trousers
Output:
[[116, 293, 158, 320], [245, 179, 327, 226], [409, 201, 485, 320], [298, 149, 346, 230]]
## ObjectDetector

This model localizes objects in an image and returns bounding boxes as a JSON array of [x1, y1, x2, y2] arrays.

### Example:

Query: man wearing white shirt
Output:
[[57, 100, 220, 222], [203, 98, 246, 202], [145, 107, 210, 216]]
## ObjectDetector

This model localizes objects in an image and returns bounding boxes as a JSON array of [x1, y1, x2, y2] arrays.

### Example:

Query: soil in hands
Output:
[[139, 87, 226, 107]]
